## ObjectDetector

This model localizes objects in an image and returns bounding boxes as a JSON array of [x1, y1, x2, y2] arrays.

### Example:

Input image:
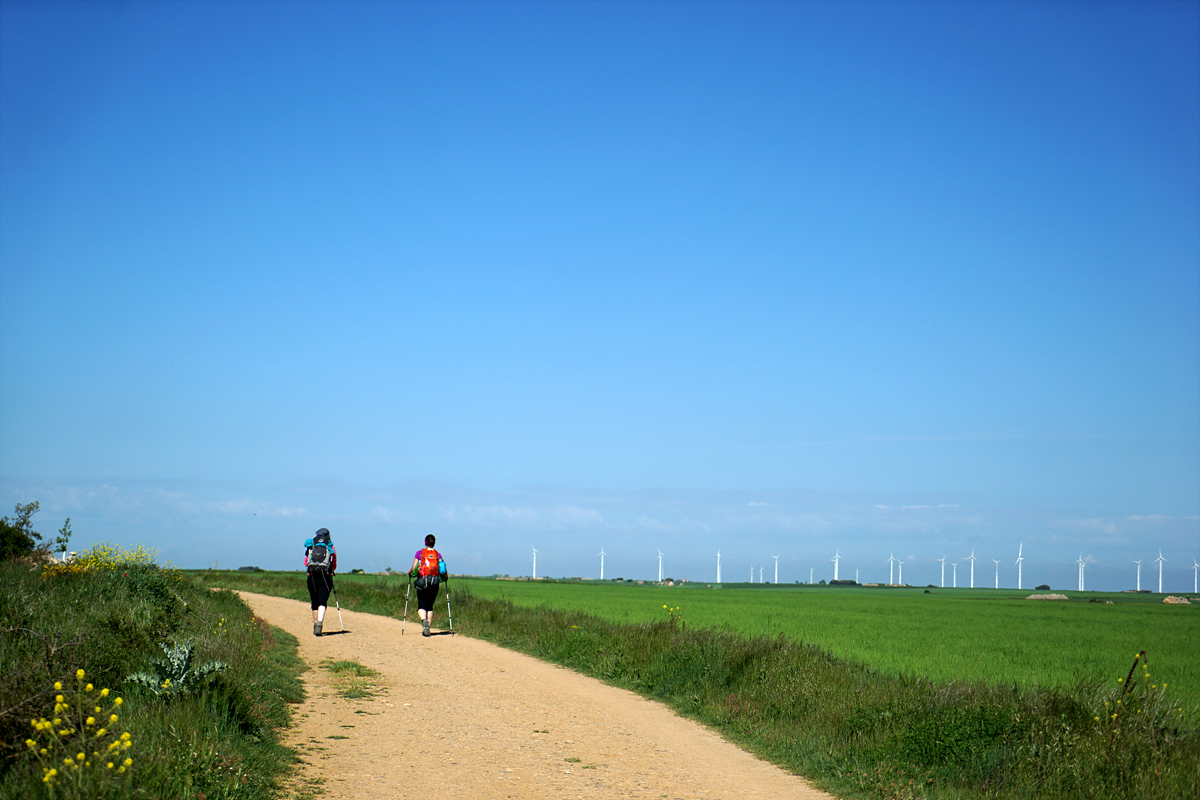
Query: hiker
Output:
[[305, 528, 337, 636], [409, 534, 446, 637]]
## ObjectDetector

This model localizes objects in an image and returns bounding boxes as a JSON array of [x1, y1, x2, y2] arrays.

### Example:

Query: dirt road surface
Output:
[[239, 591, 837, 800]]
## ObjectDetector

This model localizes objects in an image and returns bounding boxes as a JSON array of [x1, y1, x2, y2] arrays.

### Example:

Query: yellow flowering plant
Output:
[[24, 669, 133, 797]]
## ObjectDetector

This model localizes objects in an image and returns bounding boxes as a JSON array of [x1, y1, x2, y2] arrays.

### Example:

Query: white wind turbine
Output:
[[1015, 544, 1023, 590], [831, 551, 841, 581], [809, 567, 814, 584], [991, 558, 1001, 589], [951, 561, 959, 588], [938, 556, 946, 588], [716, 550, 722, 584], [532, 546, 537, 580], [750, 566, 754, 582], [966, 549, 978, 589], [1075, 554, 1085, 592], [855, 567, 860, 583], [887, 553, 897, 585], [1155, 550, 1166, 593], [759, 566, 763, 583], [1133, 559, 1142, 592], [773, 555, 779, 584], [657, 550, 664, 582], [897, 557, 906, 585], [598, 549, 605, 581], [1192, 558, 1198, 594]]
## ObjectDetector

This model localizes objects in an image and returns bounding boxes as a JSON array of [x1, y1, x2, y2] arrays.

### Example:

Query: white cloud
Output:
[[439, 504, 604, 529]]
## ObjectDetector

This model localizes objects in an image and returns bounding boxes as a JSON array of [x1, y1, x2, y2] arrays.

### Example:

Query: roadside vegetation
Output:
[[0, 547, 304, 800], [196, 569, 1199, 800]]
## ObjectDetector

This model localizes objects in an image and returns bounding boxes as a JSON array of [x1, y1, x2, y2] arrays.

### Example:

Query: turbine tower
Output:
[[716, 550, 722, 584], [599, 549, 605, 581], [938, 556, 946, 588], [532, 546, 537, 580], [831, 551, 841, 581], [759, 566, 763, 583], [855, 567, 860, 583], [773, 555, 779, 584], [887, 553, 897, 585], [658, 550, 664, 582], [809, 567, 814, 584], [1192, 558, 1198, 594], [1015, 544, 1023, 590], [991, 558, 1001, 589], [750, 566, 754, 582], [1155, 550, 1166, 593], [966, 549, 978, 589], [1133, 559, 1142, 592], [897, 558, 905, 585], [951, 561, 958, 588], [1075, 554, 1085, 592]]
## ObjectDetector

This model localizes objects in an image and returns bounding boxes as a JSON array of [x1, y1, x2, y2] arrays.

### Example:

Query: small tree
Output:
[[0, 501, 43, 560]]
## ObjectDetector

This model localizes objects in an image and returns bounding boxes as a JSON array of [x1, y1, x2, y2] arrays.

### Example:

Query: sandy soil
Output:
[[238, 591, 837, 800]]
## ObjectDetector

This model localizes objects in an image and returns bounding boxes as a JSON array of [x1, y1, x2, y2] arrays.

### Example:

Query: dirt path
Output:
[[238, 591, 837, 800]]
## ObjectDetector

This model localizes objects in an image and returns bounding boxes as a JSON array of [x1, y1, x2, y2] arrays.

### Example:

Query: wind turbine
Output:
[[598, 549, 605, 581], [966, 549, 977, 588], [657, 550, 664, 582], [887, 553, 897, 585], [897, 557, 905, 585], [750, 566, 754, 582], [1133, 559, 1142, 592], [809, 567, 814, 584], [855, 567, 860, 583], [773, 555, 779, 584], [991, 558, 1000, 589], [1075, 554, 1085, 592], [938, 556, 946, 588], [532, 546, 538, 580], [759, 566, 764, 583], [716, 550, 722, 584], [951, 561, 958, 588], [1015, 544, 1023, 590], [831, 551, 841, 581], [1155, 550, 1166, 593], [1192, 558, 1198, 594]]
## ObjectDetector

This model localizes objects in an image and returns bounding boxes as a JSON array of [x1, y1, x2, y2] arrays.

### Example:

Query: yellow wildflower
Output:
[[76, 669, 85, 680]]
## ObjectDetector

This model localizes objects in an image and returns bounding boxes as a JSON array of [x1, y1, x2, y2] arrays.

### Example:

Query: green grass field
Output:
[[197, 570, 1199, 800], [430, 578, 1200, 710]]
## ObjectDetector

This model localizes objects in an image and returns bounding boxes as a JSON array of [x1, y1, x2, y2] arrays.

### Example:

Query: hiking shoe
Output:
[[314, 622, 322, 637], [422, 621, 430, 637]]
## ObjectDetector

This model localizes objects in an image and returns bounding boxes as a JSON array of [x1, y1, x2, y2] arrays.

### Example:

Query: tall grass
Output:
[[196, 570, 1199, 800], [0, 552, 304, 800]]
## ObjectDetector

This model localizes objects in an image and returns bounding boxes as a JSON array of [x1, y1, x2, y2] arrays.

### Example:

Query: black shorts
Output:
[[416, 584, 439, 612], [307, 571, 333, 609]]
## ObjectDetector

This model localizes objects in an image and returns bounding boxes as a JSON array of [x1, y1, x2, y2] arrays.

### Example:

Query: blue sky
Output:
[[2, 0, 1197, 592]]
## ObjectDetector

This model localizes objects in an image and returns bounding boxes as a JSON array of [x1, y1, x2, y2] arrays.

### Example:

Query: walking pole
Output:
[[401, 576, 412, 635], [444, 577, 454, 634]]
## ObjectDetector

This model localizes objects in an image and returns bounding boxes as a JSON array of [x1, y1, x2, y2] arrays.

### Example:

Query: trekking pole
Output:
[[401, 576, 412, 635], [445, 578, 454, 634], [328, 573, 344, 632]]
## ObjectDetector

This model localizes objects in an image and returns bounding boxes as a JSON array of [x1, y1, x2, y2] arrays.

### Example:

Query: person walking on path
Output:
[[409, 534, 445, 637], [305, 528, 338, 636]]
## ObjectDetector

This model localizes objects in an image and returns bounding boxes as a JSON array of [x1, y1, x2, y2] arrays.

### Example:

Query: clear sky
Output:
[[2, 0, 1197, 592]]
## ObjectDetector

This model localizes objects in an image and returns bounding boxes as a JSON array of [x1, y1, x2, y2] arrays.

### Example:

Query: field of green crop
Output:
[[441, 578, 1200, 709]]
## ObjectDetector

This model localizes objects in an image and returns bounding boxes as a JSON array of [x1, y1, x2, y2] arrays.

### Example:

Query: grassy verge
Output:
[[0, 554, 305, 800], [195, 571, 1200, 800]]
